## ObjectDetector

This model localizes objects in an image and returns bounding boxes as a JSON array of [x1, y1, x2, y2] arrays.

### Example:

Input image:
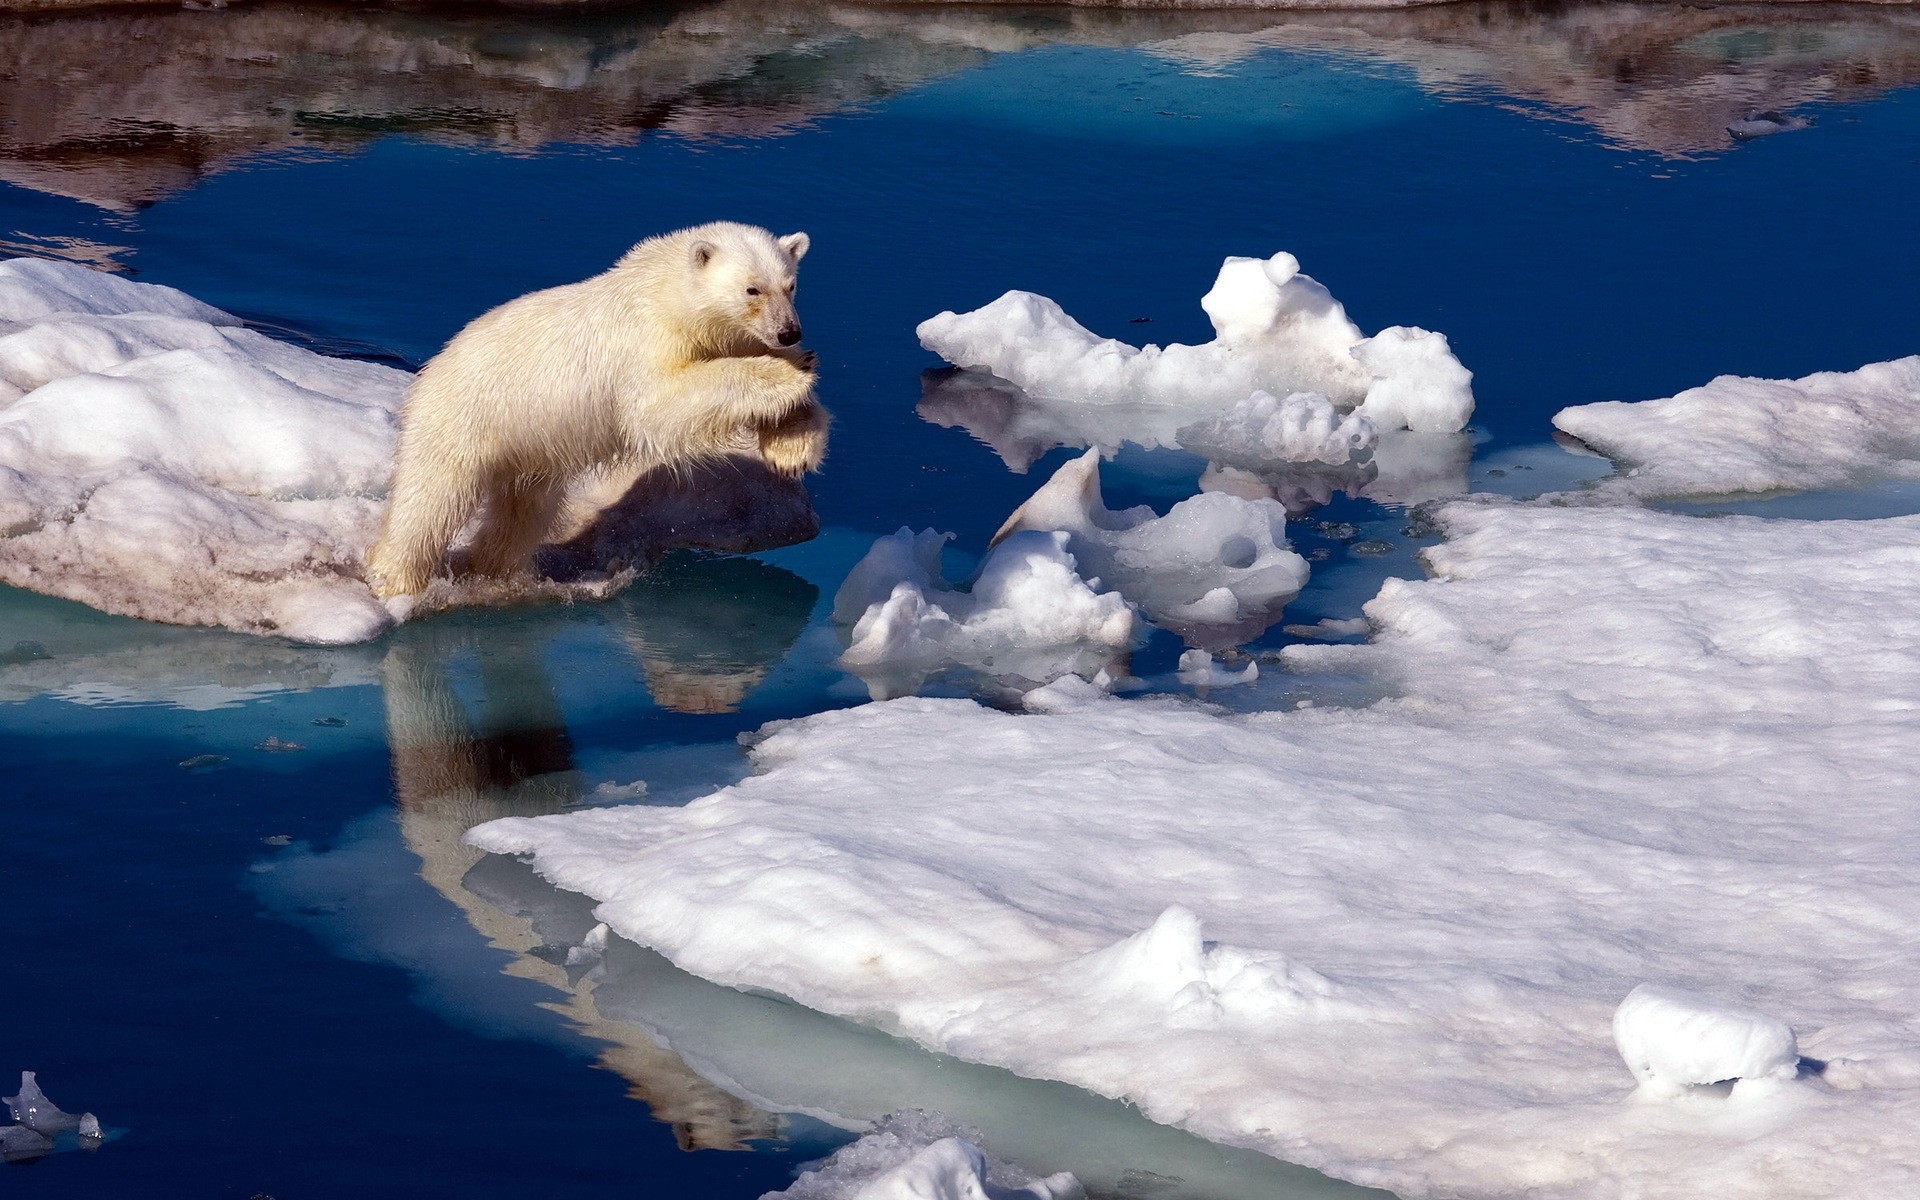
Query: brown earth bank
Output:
[[2, 0, 1918, 222]]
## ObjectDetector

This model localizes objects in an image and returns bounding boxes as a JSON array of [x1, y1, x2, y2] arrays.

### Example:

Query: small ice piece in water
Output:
[[1351, 327, 1475, 435], [993, 450, 1308, 644], [834, 527, 1137, 700], [1613, 984, 1800, 1096], [78, 1112, 102, 1143], [1176, 649, 1257, 688], [5, 1071, 84, 1134], [1175, 390, 1377, 469], [768, 1110, 1083, 1200], [1727, 110, 1814, 141], [917, 252, 1474, 433]]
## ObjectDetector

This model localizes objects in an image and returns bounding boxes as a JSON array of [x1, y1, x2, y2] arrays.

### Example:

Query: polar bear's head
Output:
[[680, 222, 811, 353]]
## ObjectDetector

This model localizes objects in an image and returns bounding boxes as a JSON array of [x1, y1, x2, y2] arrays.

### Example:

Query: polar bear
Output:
[[365, 221, 827, 599]]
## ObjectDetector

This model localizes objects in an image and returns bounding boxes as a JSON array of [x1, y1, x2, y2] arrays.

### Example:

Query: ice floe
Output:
[[833, 526, 1137, 701], [1551, 355, 1920, 501], [0, 258, 820, 642], [917, 251, 1474, 436], [770, 1112, 1082, 1200], [0, 257, 405, 643], [473, 498, 1920, 1200]]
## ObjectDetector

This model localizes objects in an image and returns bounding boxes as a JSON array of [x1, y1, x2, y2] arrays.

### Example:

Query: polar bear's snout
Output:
[[778, 323, 803, 346]]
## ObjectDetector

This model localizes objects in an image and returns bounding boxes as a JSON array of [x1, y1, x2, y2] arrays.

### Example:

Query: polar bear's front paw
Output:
[[758, 401, 829, 478]]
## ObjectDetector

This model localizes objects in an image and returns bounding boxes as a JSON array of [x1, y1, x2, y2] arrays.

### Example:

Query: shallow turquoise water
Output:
[[3, 2, 1918, 1195]]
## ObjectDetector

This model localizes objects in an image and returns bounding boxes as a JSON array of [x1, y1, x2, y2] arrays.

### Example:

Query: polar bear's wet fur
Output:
[[366, 221, 827, 599]]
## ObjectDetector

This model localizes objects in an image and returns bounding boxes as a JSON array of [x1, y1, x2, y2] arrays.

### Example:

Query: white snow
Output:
[[833, 527, 1137, 701], [472, 498, 1920, 1200], [1613, 984, 1801, 1097], [1551, 355, 1920, 501], [994, 449, 1308, 645], [0, 258, 405, 643], [770, 1113, 1082, 1200], [917, 251, 1473, 435]]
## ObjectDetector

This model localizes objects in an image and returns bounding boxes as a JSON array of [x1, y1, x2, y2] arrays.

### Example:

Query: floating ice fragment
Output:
[[1350, 327, 1476, 435], [1613, 984, 1800, 1096], [770, 1111, 1082, 1200], [1551, 355, 1920, 501], [918, 251, 1473, 433], [834, 527, 1137, 700], [993, 450, 1307, 646], [1175, 650, 1257, 688]]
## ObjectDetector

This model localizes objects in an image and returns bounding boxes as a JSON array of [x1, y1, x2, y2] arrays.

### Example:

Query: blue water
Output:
[[4, 3, 1918, 1195]]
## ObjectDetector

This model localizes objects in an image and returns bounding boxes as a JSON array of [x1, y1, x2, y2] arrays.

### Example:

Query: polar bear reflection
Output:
[[377, 557, 816, 1147]]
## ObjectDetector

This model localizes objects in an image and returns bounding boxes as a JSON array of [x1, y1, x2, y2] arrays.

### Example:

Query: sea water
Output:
[[3, 1, 1917, 1195]]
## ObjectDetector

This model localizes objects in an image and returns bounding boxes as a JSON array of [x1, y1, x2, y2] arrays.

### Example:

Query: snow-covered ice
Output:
[[833, 526, 1136, 700], [994, 450, 1308, 646], [1552, 355, 1920, 501], [917, 251, 1473, 435], [0, 258, 822, 642], [473, 498, 1920, 1200], [769, 1113, 1082, 1200], [0, 257, 405, 643], [1613, 984, 1801, 1097]]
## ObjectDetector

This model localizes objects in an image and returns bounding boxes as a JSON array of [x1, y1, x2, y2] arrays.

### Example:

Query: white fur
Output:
[[367, 221, 826, 598]]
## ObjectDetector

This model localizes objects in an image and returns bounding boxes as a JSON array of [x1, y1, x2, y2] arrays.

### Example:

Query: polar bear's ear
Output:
[[779, 232, 811, 263], [690, 240, 717, 270]]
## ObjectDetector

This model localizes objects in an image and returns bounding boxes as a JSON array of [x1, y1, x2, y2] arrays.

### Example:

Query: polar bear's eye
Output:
[[745, 287, 761, 297]]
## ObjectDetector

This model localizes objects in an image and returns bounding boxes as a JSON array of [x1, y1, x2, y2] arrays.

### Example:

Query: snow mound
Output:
[[0, 258, 405, 643], [833, 527, 1137, 700], [1551, 355, 1920, 500], [473, 500, 1920, 1200], [917, 251, 1473, 433], [995, 449, 1308, 646], [771, 1112, 1082, 1200], [1614, 984, 1801, 1096], [1175, 390, 1376, 469]]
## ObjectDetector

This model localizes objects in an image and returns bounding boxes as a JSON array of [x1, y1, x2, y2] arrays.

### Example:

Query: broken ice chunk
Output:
[[917, 251, 1474, 434], [1176, 650, 1257, 689], [1613, 984, 1800, 1096], [993, 450, 1308, 646], [1351, 327, 1475, 435], [834, 527, 1137, 700]]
